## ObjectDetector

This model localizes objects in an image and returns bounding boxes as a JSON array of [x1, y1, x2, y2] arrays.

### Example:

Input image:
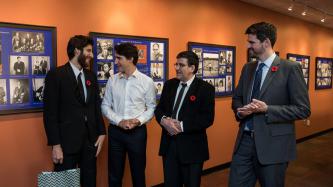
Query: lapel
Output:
[[246, 62, 258, 103], [64, 62, 84, 105], [83, 69, 92, 103], [178, 77, 199, 118], [169, 79, 180, 113], [259, 56, 281, 98]]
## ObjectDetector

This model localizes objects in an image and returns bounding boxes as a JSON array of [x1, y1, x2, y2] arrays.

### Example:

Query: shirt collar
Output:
[[69, 61, 84, 78], [180, 75, 195, 88], [120, 68, 139, 79], [258, 52, 276, 68]]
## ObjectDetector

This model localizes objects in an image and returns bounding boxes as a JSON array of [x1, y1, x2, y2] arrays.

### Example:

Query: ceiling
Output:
[[240, 0, 333, 30]]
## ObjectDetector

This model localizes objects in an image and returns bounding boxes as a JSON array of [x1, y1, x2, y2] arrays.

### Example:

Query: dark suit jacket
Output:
[[155, 77, 215, 164], [232, 56, 311, 165], [43, 62, 106, 154]]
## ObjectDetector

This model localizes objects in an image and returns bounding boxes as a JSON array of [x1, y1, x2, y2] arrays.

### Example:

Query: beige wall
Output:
[[0, 0, 332, 186]]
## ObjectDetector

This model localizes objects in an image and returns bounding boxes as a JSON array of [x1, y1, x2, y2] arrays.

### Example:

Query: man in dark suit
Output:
[[229, 22, 311, 187], [43, 35, 106, 187], [155, 51, 215, 187]]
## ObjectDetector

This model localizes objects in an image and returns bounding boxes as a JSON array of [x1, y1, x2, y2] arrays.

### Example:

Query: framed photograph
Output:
[[89, 32, 168, 99], [0, 22, 56, 115], [247, 49, 279, 63], [188, 42, 236, 97], [287, 53, 310, 88], [315, 57, 332, 90]]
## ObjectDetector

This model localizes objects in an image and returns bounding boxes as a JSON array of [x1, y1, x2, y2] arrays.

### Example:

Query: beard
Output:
[[78, 53, 92, 69]]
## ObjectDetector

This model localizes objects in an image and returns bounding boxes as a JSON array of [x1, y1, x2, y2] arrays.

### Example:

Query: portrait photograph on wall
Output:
[[315, 57, 332, 90], [90, 32, 168, 99], [0, 22, 56, 115], [287, 53, 310, 88], [188, 42, 236, 97]]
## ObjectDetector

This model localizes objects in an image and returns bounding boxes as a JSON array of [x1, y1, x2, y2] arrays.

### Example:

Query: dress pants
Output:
[[229, 132, 288, 187], [108, 124, 147, 187], [163, 139, 203, 187], [54, 136, 97, 187]]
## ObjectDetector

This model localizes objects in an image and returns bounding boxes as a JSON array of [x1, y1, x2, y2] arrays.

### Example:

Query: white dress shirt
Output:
[[101, 69, 156, 126], [173, 75, 196, 132], [69, 62, 87, 100]]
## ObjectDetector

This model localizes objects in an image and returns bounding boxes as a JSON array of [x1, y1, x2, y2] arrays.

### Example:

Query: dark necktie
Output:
[[77, 72, 85, 103], [171, 83, 187, 119], [247, 63, 265, 131]]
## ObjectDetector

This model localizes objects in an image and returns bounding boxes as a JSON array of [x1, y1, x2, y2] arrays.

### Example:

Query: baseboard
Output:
[[296, 128, 333, 143], [151, 127, 333, 187]]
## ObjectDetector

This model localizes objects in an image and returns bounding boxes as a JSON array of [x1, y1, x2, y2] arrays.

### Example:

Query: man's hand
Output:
[[127, 119, 141, 130], [237, 104, 254, 118], [161, 117, 182, 136], [52, 144, 63, 164], [118, 120, 130, 130], [250, 99, 268, 113], [95, 135, 105, 157]]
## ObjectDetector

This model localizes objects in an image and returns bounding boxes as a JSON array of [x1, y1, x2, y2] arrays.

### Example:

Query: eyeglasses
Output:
[[174, 63, 187, 68]]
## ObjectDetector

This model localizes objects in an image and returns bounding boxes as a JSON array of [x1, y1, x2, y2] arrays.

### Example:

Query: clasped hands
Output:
[[237, 99, 268, 118], [118, 119, 141, 130], [161, 117, 182, 136]]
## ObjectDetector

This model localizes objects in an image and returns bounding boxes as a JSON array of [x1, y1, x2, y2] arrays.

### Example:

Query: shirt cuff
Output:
[[180, 121, 184, 132]]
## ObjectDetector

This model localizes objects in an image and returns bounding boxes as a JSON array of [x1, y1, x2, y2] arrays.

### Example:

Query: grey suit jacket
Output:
[[232, 56, 311, 164]]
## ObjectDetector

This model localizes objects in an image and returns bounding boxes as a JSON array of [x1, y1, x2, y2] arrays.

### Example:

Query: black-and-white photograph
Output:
[[226, 75, 233, 92], [151, 63, 163, 79], [226, 50, 233, 65], [97, 38, 113, 60], [97, 62, 113, 80], [12, 31, 44, 53], [203, 53, 219, 77], [32, 56, 50, 75], [154, 81, 164, 95], [203, 78, 214, 87], [197, 61, 203, 77], [219, 66, 226, 75], [215, 78, 225, 93], [9, 79, 29, 104], [32, 78, 44, 103], [10, 56, 29, 75], [219, 50, 227, 65], [98, 84, 106, 100], [0, 79, 7, 105], [150, 42, 164, 61], [226, 66, 232, 73], [192, 48, 203, 61]]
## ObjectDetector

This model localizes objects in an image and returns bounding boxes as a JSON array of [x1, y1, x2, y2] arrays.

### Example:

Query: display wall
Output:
[[0, 0, 333, 187]]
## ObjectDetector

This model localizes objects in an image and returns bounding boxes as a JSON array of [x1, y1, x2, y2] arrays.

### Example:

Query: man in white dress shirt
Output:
[[101, 43, 156, 187]]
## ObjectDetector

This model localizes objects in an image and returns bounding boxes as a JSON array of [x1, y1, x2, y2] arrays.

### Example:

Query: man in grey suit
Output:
[[229, 22, 310, 187]]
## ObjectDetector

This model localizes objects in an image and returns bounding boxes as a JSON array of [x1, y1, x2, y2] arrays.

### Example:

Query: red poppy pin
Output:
[[271, 66, 279, 72], [190, 95, 196, 102], [86, 80, 91, 86]]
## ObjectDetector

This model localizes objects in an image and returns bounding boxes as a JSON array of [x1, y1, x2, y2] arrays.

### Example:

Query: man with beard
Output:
[[229, 22, 310, 187], [43, 35, 106, 187], [102, 43, 156, 187]]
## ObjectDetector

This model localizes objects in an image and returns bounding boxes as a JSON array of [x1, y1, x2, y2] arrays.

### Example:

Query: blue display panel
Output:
[[0, 22, 56, 115], [287, 53, 310, 88], [188, 42, 236, 97], [315, 57, 332, 90], [89, 32, 168, 99]]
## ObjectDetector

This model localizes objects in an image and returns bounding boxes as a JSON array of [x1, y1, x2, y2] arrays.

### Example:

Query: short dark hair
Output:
[[245, 22, 277, 47], [176, 51, 199, 74], [67, 35, 93, 60], [115, 43, 138, 65]]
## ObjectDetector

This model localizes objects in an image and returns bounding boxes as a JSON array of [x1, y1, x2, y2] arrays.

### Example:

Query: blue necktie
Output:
[[247, 63, 265, 131]]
